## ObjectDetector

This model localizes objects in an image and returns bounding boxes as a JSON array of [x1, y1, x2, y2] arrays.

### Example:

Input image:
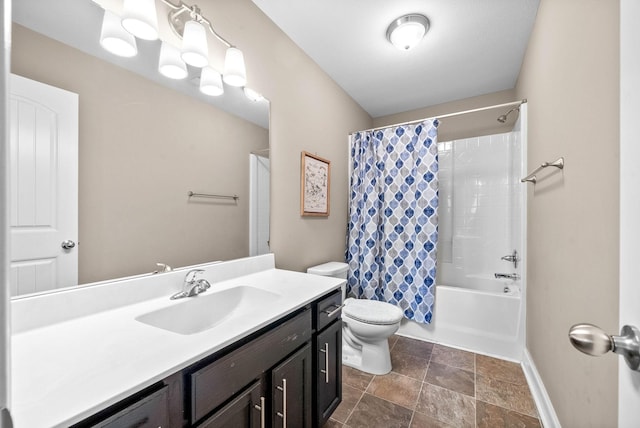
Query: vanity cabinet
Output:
[[73, 289, 341, 428]]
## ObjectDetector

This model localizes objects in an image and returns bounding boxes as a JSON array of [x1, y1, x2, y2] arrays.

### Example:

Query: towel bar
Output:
[[521, 157, 564, 184], [187, 191, 239, 201]]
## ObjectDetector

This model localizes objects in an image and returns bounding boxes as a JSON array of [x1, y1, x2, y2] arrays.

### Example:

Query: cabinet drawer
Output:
[[90, 386, 169, 428], [316, 290, 342, 332], [190, 308, 312, 424]]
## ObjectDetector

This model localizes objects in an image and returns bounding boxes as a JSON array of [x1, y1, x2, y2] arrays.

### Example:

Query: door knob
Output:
[[568, 323, 640, 371], [61, 240, 76, 250]]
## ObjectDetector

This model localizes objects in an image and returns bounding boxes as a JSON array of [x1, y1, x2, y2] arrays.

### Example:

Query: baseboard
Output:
[[521, 348, 562, 428]]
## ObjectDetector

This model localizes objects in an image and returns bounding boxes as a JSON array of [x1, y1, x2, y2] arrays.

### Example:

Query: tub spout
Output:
[[495, 273, 520, 280]]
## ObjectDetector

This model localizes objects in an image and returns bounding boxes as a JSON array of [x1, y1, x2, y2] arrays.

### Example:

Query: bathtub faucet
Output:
[[495, 273, 520, 281]]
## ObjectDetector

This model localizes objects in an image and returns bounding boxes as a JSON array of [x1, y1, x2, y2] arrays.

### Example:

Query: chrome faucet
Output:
[[495, 273, 520, 281], [170, 269, 211, 300]]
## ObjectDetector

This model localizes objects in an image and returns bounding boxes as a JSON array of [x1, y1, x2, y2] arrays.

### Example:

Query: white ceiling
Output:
[[252, 0, 540, 118]]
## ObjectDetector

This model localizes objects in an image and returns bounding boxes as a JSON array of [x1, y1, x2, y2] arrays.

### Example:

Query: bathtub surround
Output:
[[347, 120, 439, 323]]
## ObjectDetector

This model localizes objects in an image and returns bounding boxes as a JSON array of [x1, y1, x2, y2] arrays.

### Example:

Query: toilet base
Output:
[[342, 336, 392, 375]]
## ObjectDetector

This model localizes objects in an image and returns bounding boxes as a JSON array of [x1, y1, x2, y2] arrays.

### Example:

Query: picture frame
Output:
[[300, 151, 331, 216]]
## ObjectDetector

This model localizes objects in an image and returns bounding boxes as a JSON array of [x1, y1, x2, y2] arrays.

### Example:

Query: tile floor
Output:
[[325, 336, 541, 428]]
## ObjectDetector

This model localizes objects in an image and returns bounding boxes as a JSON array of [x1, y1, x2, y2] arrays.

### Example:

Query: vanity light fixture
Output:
[[96, 0, 248, 95], [158, 42, 188, 79], [122, 0, 159, 41], [200, 67, 224, 96], [99, 10, 138, 58], [223, 47, 247, 87], [165, 0, 248, 89], [386, 14, 430, 51], [181, 15, 209, 67]]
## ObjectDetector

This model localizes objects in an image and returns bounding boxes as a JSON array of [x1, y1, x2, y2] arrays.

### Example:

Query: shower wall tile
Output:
[[437, 132, 522, 286]]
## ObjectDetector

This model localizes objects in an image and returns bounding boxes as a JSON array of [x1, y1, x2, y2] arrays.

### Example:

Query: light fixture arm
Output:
[[160, 0, 232, 48]]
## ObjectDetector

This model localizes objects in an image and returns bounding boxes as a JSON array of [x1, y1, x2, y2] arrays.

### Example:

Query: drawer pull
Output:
[[322, 304, 343, 318], [319, 342, 330, 383], [130, 417, 149, 428], [276, 378, 287, 427], [253, 396, 266, 428]]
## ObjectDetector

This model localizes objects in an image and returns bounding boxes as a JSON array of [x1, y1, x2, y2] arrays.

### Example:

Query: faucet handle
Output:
[[154, 263, 172, 273], [196, 279, 211, 293], [185, 269, 205, 282], [500, 250, 520, 268]]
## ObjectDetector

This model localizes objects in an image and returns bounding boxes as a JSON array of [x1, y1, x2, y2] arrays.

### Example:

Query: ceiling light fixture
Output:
[[386, 14, 430, 51], [96, 0, 249, 94]]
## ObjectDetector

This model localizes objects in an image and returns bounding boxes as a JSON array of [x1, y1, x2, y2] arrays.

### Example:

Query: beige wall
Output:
[[12, 25, 269, 284], [373, 89, 518, 142], [516, 0, 620, 426], [204, 0, 372, 272]]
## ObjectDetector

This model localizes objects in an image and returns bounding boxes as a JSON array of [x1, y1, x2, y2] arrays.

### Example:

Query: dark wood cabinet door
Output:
[[199, 380, 264, 428], [315, 320, 342, 428], [272, 344, 312, 428]]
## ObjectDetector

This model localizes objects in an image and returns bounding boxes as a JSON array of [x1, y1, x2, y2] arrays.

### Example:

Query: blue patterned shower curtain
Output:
[[346, 120, 439, 324]]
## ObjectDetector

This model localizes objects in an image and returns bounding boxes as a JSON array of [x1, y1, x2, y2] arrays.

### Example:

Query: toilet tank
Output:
[[307, 262, 348, 279], [307, 262, 349, 301]]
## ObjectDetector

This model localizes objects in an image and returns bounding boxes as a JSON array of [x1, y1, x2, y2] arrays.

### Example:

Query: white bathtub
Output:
[[397, 279, 525, 361]]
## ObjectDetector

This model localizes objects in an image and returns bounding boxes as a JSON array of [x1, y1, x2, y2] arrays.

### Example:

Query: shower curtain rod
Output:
[[349, 99, 527, 136]]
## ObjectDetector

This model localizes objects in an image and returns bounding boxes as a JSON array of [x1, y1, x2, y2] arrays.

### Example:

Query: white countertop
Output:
[[10, 261, 343, 427]]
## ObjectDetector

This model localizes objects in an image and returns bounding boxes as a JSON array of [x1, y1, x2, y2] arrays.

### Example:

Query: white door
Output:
[[9, 74, 78, 296], [619, 0, 640, 425], [249, 153, 270, 256]]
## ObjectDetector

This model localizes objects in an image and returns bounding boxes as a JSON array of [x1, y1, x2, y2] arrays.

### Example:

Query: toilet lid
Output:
[[342, 298, 404, 325]]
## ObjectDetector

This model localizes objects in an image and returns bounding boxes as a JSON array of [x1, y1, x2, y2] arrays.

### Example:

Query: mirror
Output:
[[10, 0, 270, 296]]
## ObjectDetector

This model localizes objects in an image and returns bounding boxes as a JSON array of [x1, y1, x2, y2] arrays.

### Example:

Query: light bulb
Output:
[[100, 10, 137, 58]]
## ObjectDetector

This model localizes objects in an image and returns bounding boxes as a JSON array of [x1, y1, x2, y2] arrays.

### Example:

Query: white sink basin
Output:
[[135, 286, 281, 335]]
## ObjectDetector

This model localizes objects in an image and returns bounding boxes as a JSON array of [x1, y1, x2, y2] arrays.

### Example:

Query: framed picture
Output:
[[301, 151, 331, 216]]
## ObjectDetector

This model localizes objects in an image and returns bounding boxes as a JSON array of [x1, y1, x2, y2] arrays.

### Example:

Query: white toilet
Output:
[[307, 262, 404, 375]]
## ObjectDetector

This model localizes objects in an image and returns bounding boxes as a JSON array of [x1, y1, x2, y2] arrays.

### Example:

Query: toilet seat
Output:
[[343, 298, 403, 326]]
